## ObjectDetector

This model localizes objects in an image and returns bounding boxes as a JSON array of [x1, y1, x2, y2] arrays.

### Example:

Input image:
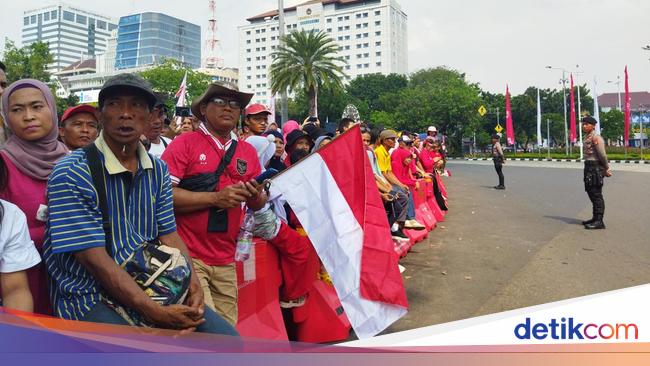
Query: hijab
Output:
[[1, 79, 68, 181], [245, 135, 276, 173]]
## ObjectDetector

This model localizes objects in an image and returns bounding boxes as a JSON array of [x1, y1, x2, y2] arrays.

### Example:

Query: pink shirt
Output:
[[0, 152, 51, 314], [0, 153, 47, 250], [391, 147, 416, 187]]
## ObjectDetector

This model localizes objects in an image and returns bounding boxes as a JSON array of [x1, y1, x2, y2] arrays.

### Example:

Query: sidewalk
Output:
[[449, 157, 650, 164]]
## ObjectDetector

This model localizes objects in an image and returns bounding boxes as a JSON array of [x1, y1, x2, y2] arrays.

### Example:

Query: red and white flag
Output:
[[624, 66, 631, 147], [174, 71, 188, 128], [569, 74, 577, 143], [269, 125, 408, 338], [505, 85, 515, 145]]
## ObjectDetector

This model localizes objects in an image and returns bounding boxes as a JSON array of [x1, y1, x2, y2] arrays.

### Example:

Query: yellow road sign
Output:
[[478, 105, 487, 116], [495, 124, 503, 133]]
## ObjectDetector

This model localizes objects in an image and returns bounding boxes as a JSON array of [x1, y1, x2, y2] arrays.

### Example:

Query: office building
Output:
[[238, 0, 408, 105], [22, 2, 118, 74], [115, 12, 201, 70]]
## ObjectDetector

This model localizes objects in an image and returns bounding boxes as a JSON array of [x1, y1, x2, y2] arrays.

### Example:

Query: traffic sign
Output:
[[478, 105, 487, 116], [495, 124, 503, 133]]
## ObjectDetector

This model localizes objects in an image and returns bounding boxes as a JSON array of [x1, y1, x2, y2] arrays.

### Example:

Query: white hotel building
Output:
[[238, 0, 407, 105], [22, 2, 117, 74]]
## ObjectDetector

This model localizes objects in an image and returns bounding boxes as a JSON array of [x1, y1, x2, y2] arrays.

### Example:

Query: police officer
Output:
[[581, 116, 612, 230], [491, 134, 505, 189]]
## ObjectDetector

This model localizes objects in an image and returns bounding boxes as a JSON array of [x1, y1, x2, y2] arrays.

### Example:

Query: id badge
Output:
[[36, 204, 49, 222]]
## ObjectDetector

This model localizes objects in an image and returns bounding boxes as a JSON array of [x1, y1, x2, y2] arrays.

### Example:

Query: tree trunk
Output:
[[308, 84, 318, 117]]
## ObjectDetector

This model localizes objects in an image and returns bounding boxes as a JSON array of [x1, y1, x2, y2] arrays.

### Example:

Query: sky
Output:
[[1, 0, 649, 95]]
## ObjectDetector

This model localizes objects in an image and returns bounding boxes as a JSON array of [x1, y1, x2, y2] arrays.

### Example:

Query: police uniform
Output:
[[492, 135, 505, 189], [582, 117, 610, 229]]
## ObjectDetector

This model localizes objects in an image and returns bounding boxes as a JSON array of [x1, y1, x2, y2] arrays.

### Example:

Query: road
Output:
[[386, 160, 650, 334]]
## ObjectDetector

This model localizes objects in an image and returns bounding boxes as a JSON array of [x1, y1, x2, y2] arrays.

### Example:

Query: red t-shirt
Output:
[[419, 149, 443, 173], [161, 125, 261, 265], [390, 147, 416, 187]]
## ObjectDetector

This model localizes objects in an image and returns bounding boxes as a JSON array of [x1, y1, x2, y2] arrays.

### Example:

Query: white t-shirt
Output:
[[0, 200, 41, 273], [148, 136, 172, 158]]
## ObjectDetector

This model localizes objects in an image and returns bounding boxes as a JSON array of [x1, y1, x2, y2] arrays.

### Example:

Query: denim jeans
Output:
[[81, 302, 239, 336], [391, 185, 416, 220]]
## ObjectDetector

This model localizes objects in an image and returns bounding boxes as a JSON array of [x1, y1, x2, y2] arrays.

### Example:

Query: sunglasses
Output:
[[209, 97, 241, 109]]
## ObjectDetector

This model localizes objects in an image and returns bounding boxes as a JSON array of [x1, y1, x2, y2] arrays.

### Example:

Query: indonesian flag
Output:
[[174, 71, 188, 128], [569, 74, 577, 143], [624, 66, 631, 147], [505, 85, 515, 145], [268, 94, 276, 126], [269, 125, 408, 338]]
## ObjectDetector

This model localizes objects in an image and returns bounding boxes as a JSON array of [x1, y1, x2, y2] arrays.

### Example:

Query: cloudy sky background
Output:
[[1, 0, 649, 95]]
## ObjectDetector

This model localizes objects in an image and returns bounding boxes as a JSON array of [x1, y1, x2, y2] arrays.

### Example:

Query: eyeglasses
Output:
[[209, 97, 241, 109]]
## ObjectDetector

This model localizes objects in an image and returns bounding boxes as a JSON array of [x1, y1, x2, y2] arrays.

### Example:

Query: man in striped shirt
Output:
[[43, 73, 237, 335]]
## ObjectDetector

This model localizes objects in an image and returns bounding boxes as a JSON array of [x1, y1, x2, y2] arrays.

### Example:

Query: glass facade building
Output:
[[115, 12, 201, 70], [22, 4, 117, 73]]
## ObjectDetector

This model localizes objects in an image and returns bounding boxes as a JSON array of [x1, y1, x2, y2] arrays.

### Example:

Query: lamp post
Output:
[[546, 66, 569, 155], [606, 76, 622, 111], [278, 0, 288, 125], [574, 65, 585, 160]]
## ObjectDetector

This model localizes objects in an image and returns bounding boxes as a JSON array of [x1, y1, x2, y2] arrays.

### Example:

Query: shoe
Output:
[[494, 185, 506, 190], [280, 295, 307, 309], [584, 221, 606, 230], [392, 229, 409, 239], [581, 218, 595, 225], [404, 219, 426, 230]]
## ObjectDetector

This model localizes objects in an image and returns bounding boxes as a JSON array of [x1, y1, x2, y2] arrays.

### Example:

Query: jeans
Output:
[[391, 185, 416, 220], [81, 302, 239, 336]]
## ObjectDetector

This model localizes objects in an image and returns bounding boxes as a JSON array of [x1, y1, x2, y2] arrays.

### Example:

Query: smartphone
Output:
[[307, 116, 318, 122], [254, 168, 279, 184]]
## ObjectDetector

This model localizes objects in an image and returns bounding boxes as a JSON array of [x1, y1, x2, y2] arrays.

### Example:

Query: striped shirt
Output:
[[43, 132, 177, 320]]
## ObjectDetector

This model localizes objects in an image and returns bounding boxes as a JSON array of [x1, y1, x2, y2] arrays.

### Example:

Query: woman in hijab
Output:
[[0, 79, 68, 314]]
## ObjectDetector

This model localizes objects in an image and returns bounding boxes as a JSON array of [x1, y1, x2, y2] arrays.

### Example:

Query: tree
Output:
[[378, 67, 482, 155], [137, 58, 213, 110], [269, 29, 347, 117], [600, 109, 624, 144], [288, 85, 369, 128], [55, 94, 80, 117], [346, 73, 408, 112], [1, 39, 53, 84]]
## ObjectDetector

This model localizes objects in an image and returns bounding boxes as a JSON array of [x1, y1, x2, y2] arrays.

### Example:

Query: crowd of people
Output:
[[0, 63, 449, 338]]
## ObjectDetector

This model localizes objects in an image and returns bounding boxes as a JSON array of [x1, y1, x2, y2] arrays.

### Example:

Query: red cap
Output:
[[60, 104, 97, 125], [244, 103, 271, 117]]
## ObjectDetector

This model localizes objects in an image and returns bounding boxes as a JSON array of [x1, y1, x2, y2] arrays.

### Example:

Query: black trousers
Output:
[[584, 162, 605, 218], [493, 160, 504, 187]]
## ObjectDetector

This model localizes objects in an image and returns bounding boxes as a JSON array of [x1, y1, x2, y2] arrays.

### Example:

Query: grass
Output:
[[466, 148, 650, 161]]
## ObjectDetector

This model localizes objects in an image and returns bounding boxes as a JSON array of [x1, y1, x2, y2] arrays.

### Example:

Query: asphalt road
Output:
[[386, 160, 650, 334]]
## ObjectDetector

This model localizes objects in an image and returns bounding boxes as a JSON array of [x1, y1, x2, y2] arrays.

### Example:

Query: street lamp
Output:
[[278, 0, 288, 125], [606, 76, 622, 111], [546, 66, 569, 155]]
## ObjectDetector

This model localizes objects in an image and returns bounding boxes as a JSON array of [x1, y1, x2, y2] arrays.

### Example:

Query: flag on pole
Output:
[[569, 74, 577, 143], [505, 85, 515, 145], [269, 125, 408, 338], [536, 88, 542, 146], [174, 71, 188, 129], [624, 66, 631, 147], [268, 94, 276, 126], [593, 78, 601, 135]]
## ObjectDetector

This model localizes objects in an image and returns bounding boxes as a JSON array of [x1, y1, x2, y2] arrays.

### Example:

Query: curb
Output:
[[448, 157, 650, 164]]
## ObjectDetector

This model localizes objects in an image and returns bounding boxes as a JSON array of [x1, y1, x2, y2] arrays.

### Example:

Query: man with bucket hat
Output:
[[161, 82, 267, 326]]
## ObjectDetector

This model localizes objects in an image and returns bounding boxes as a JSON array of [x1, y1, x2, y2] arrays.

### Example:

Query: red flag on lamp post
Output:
[[505, 85, 515, 145], [569, 74, 577, 143], [624, 66, 631, 147]]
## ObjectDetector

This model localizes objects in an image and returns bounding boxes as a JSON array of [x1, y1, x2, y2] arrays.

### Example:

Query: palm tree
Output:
[[269, 29, 347, 117]]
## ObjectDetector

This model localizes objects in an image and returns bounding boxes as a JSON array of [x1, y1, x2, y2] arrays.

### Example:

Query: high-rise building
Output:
[[22, 3, 118, 74], [238, 0, 408, 105], [115, 12, 201, 70]]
